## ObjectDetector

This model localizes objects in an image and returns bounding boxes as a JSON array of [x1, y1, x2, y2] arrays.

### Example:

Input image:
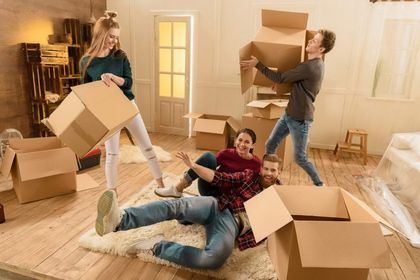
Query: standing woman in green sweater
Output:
[[80, 11, 166, 192]]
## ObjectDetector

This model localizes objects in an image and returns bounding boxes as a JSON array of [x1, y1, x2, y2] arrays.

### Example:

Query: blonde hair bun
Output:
[[104, 11, 118, 19]]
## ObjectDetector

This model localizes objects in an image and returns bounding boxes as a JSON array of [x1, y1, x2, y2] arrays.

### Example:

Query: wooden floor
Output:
[[0, 132, 419, 280]]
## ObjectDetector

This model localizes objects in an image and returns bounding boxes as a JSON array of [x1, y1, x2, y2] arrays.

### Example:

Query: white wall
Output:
[[108, 0, 420, 155]]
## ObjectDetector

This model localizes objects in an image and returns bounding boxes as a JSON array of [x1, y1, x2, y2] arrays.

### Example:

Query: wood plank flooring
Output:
[[0, 132, 419, 280]]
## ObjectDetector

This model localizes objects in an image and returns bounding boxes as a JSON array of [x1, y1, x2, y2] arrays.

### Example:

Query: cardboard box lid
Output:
[[261, 9, 308, 30], [276, 186, 350, 220], [244, 186, 293, 242], [1, 137, 64, 177], [294, 220, 391, 268], [16, 147, 78, 181], [247, 99, 288, 109]]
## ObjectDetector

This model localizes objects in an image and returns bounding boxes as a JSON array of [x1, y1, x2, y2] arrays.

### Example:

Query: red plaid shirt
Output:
[[211, 169, 281, 251]]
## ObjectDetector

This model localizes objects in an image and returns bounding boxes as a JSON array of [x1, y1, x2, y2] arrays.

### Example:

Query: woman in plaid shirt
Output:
[[95, 153, 281, 269]]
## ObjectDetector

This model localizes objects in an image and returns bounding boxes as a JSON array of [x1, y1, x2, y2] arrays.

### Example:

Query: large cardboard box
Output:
[[242, 112, 292, 169], [42, 81, 138, 157], [0, 137, 78, 203], [247, 99, 288, 119], [240, 10, 317, 94], [184, 113, 240, 151], [244, 185, 391, 280]]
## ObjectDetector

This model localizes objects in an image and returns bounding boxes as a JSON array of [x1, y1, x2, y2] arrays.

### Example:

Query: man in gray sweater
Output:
[[240, 29, 336, 186]]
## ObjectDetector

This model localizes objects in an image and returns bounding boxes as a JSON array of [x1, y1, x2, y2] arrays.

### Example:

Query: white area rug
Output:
[[79, 173, 276, 280], [119, 144, 172, 164]]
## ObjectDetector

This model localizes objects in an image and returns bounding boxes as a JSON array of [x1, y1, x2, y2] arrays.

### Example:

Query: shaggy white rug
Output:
[[79, 173, 276, 280], [119, 145, 172, 164]]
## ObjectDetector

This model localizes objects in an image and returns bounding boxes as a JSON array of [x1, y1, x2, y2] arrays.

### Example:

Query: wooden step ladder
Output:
[[333, 129, 368, 165]]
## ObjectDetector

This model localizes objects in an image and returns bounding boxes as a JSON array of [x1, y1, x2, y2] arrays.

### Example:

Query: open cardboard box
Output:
[[244, 185, 391, 280], [1, 137, 78, 203], [247, 99, 288, 119], [184, 113, 240, 151], [239, 9, 319, 95], [42, 81, 138, 157]]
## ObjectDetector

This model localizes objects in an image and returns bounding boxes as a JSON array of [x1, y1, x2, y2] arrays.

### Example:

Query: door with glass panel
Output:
[[155, 16, 190, 136]]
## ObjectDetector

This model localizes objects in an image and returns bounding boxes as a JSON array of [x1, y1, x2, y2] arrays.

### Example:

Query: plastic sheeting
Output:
[[356, 132, 420, 248]]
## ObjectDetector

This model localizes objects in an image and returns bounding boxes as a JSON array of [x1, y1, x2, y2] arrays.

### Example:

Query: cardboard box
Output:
[[0, 137, 78, 203], [247, 99, 288, 119], [42, 81, 138, 157], [244, 185, 391, 280], [240, 10, 318, 94], [242, 112, 292, 169], [184, 113, 240, 151]]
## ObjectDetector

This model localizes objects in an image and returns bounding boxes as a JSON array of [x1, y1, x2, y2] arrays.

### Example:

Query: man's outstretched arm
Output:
[[176, 152, 215, 183]]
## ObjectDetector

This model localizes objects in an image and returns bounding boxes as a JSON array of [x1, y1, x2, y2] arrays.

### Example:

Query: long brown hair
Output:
[[80, 11, 121, 77]]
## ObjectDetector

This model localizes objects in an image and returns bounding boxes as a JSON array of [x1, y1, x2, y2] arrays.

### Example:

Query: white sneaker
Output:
[[154, 185, 182, 198], [95, 190, 122, 236], [125, 234, 164, 256]]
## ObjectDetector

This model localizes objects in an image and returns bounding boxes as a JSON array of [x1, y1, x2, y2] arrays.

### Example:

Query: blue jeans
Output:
[[119, 196, 239, 269], [185, 152, 220, 196], [266, 114, 323, 186]]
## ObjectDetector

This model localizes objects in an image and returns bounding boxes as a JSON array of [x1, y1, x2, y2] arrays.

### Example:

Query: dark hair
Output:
[[318, 29, 336, 54], [235, 128, 257, 144], [262, 154, 282, 165], [235, 128, 257, 154]]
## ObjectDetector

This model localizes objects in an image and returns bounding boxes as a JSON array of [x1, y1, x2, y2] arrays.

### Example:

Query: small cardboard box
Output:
[[0, 137, 78, 204], [42, 81, 138, 157], [184, 113, 240, 151], [244, 186, 391, 280], [247, 99, 288, 119], [242, 112, 292, 169]]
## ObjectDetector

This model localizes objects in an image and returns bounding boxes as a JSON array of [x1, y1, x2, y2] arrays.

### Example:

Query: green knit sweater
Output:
[[80, 49, 134, 100]]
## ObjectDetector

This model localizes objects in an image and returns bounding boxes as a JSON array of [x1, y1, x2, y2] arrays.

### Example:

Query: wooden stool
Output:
[[333, 129, 368, 165]]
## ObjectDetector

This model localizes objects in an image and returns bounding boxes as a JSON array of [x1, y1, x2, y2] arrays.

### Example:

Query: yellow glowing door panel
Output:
[[159, 22, 171, 46], [159, 48, 171, 72], [173, 49, 185, 73]]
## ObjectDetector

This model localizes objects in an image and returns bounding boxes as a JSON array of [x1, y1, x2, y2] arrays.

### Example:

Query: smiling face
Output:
[[259, 160, 279, 188], [104, 28, 120, 51], [305, 32, 325, 55], [234, 132, 255, 158]]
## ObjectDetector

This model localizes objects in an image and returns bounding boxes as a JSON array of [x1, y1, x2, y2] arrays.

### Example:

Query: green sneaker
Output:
[[95, 190, 122, 236]]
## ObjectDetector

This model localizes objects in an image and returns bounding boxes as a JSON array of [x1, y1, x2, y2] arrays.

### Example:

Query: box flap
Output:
[[16, 147, 78, 181], [239, 42, 256, 94], [294, 221, 391, 268], [183, 112, 204, 119], [226, 117, 240, 133], [341, 189, 400, 234], [0, 146, 16, 176], [244, 186, 293, 242], [276, 186, 350, 220], [71, 81, 138, 130], [44, 92, 86, 136], [193, 119, 226, 135], [261, 9, 308, 29], [247, 100, 288, 109], [9, 137, 63, 152]]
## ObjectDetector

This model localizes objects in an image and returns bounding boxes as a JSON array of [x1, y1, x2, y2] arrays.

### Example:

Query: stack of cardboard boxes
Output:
[[239, 9, 321, 169], [242, 99, 293, 170]]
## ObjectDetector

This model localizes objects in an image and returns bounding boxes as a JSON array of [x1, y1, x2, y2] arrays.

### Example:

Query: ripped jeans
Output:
[[105, 100, 162, 188]]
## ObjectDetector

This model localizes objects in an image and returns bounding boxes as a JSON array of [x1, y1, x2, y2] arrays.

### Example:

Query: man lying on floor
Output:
[[95, 152, 282, 269]]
